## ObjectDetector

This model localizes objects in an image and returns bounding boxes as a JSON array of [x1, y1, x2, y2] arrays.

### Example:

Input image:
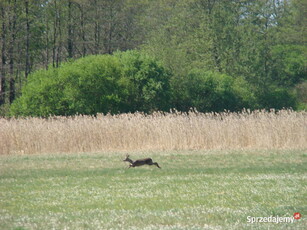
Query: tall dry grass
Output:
[[0, 109, 306, 154]]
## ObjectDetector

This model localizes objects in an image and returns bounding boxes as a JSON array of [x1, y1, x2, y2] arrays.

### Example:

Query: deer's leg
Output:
[[154, 162, 161, 168]]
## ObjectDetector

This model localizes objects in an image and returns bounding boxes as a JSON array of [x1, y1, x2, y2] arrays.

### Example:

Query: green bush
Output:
[[271, 45, 307, 86], [10, 68, 63, 116], [10, 55, 122, 116], [257, 87, 298, 110], [11, 49, 299, 117], [10, 51, 171, 116], [171, 70, 256, 112], [115, 50, 171, 113]]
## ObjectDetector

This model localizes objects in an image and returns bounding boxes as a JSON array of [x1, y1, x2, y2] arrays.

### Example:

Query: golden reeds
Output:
[[0, 109, 306, 154]]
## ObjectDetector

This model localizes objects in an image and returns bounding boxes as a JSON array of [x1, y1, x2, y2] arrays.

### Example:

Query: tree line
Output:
[[1, 0, 306, 116]]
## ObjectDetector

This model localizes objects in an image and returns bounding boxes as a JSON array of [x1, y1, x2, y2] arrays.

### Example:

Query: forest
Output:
[[0, 0, 306, 116]]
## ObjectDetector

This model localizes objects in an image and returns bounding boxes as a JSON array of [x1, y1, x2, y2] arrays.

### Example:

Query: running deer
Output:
[[123, 154, 161, 169]]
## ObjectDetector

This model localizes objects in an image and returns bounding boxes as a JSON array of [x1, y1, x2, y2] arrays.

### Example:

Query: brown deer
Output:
[[123, 154, 161, 169]]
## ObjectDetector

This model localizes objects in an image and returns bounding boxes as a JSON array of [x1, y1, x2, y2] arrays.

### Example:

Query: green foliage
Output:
[[61, 55, 123, 115], [10, 47, 300, 116], [2, 0, 306, 113], [171, 70, 256, 112], [0, 103, 10, 117], [140, 0, 304, 110], [271, 45, 307, 86], [295, 81, 307, 111], [10, 68, 63, 117], [257, 87, 298, 110], [10, 51, 171, 116], [114, 50, 171, 113], [11, 56, 122, 116]]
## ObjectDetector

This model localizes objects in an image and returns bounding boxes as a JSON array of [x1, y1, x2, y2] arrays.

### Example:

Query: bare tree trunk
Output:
[[205, 0, 221, 72], [107, 2, 115, 54], [0, 5, 7, 105], [52, 0, 57, 67], [45, 8, 49, 70], [74, 2, 86, 57], [67, 0, 73, 59], [25, 0, 30, 78], [56, 3, 62, 67], [9, 0, 17, 103], [94, 0, 100, 54], [81, 6, 86, 57]]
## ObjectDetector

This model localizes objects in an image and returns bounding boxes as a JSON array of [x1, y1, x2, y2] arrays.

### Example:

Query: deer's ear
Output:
[[126, 154, 130, 157]]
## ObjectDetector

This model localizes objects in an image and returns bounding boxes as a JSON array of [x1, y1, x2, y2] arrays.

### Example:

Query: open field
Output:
[[1, 110, 307, 155], [0, 150, 306, 229]]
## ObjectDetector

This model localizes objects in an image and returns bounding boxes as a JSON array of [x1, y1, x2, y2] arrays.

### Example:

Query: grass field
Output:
[[0, 150, 306, 229]]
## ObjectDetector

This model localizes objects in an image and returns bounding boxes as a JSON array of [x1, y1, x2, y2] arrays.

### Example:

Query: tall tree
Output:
[[8, 0, 17, 103], [25, 0, 30, 78], [67, 0, 74, 59], [0, 2, 7, 106]]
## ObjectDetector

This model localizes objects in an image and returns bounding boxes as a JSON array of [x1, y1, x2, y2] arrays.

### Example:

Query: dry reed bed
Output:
[[0, 110, 306, 154]]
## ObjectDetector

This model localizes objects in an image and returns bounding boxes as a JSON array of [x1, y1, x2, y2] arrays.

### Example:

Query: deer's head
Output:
[[123, 154, 131, 162]]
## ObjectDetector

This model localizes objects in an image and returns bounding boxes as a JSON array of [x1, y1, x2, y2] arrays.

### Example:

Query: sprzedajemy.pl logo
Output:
[[247, 212, 302, 224]]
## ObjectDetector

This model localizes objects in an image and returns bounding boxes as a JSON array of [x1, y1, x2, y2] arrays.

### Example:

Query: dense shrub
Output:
[[10, 55, 122, 116], [10, 51, 171, 116], [10, 50, 299, 117], [271, 45, 307, 86], [257, 87, 298, 110], [171, 70, 256, 112], [10, 68, 63, 116], [114, 50, 171, 112]]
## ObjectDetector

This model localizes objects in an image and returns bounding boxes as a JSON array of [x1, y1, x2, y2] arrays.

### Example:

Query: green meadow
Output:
[[0, 150, 306, 230]]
